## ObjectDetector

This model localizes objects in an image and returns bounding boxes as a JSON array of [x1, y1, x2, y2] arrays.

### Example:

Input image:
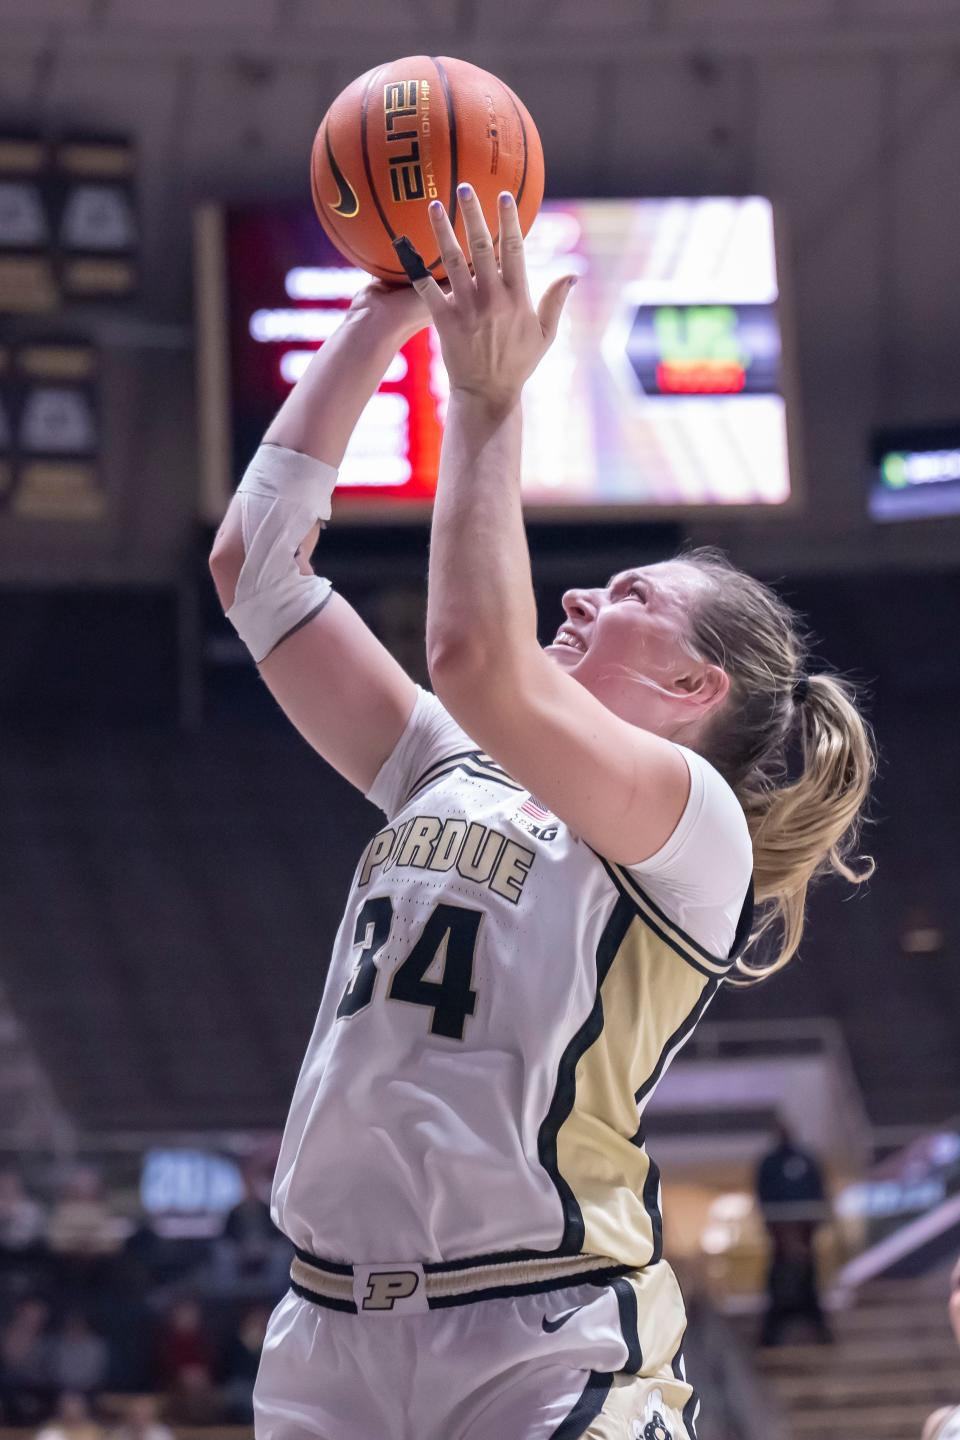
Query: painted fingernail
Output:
[[428, 199, 442, 214], [498, 191, 513, 207], [457, 182, 473, 199], [391, 235, 430, 282]]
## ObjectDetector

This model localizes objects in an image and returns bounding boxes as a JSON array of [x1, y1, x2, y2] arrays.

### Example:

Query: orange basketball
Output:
[[311, 56, 545, 283]]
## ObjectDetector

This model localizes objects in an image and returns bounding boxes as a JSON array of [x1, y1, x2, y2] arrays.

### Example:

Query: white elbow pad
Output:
[[225, 444, 338, 664]]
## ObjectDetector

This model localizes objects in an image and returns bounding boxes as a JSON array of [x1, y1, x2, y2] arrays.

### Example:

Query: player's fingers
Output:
[[391, 236, 449, 319], [496, 190, 529, 294], [455, 182, 499, 298], [425, 201, 476, 308], [537, 274, 578, 345]]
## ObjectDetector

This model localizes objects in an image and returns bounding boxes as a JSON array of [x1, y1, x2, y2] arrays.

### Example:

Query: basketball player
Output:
[[209, 186, 875, 1439], [922, 1256, 960, 1440]]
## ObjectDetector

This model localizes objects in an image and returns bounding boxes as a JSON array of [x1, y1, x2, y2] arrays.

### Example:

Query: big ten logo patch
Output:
[[383, 80, 437, 203], [354, 1262, 428, 1315]]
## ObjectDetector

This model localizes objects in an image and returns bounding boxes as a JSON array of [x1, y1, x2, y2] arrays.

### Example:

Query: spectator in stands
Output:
[[34, 1391, 104, 1440], [922, 1255, 960, 1440], [47, 1168, 122, 1295], [219, 1166, 288, 1288], [153, 1299, 215, 1390], [0, 1296, 52, 1424], [220, 1304, 270, 1422], [0, 1168, 47, 1264], [162, 1364, 223, 1427], [108, 1394, 174, 1440], [48, 1313, 109, 1396], [755, 1120, 832, 1346]]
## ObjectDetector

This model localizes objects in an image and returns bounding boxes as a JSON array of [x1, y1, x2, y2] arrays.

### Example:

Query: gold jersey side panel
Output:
[[553, 881, 729, 1268]]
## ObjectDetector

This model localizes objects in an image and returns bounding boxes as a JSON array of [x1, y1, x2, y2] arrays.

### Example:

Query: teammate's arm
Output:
[[209, 284, 427, 793]]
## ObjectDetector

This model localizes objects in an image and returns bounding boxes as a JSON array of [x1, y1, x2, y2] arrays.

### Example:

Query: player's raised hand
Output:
[[393, 184, 576, 413], [346, 278, 432, 343]]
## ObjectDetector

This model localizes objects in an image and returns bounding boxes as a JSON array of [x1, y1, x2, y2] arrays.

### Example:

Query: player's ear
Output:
[[673, 663, 728, 708]]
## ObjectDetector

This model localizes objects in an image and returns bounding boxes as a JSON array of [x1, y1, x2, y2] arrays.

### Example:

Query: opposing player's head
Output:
[[546, 547, 875, 978]]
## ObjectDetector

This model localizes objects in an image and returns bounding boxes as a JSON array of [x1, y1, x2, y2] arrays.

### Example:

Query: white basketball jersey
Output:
[[934, 1408, 960, 1440], [272, 688, 753, 1266]]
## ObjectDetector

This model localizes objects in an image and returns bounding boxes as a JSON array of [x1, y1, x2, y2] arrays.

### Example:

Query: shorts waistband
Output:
[[290, 1245, 631, 1315]]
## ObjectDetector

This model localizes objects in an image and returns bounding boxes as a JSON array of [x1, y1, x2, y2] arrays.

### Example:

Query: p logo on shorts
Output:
[[354, 1262, 428, 1315]]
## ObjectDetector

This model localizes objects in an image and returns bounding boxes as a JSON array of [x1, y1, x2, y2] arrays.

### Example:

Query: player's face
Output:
[[544, 561, 717, 736]]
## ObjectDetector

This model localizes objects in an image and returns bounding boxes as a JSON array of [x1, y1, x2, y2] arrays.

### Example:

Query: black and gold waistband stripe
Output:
[[427, 1259, 632, 1309], [290, 1278, 357, 1314], [289, 1246, 632, 1315], [293, 1245, 352, 1275], [405, 751, 525, 804], [598, 857, 734, 977]]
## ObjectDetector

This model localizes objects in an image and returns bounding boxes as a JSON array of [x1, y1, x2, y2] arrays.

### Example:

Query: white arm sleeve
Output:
[[365, 686, 471, 820], [225, 444, 338, 664], [626, 744, 753, 957]]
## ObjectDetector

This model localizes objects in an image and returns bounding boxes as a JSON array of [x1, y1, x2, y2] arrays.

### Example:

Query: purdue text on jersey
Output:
[[358, 814, 536, 905]]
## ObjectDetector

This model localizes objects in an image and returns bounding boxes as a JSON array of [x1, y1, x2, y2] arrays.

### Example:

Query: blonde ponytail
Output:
[[681, 549, 876, 980], [734, 672, 875, 981]]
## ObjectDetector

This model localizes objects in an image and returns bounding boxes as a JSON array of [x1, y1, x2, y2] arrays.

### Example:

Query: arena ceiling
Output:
[[3, 0, 960, 58], [1, 0, 960, 579]]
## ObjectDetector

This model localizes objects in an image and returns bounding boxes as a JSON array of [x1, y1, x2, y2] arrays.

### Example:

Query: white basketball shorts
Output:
[[253, 1249, 698, 1440]]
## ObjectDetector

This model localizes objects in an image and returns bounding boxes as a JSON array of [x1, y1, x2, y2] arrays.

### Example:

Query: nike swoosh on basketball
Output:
[[541, 1304, 586, 1333], [326, 133, 359, 218]]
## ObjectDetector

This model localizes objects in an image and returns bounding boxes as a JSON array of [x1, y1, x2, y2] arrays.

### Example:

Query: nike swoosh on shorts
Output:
[[541, 1304, 586, 1333]]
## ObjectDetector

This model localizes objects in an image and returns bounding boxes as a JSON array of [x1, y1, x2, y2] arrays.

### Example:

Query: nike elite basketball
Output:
[[311, 56, 545, 283]]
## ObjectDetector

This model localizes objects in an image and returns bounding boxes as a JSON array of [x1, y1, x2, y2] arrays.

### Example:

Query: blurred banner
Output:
[[1, 339, 104, 520], [0, 131, 138, 311]]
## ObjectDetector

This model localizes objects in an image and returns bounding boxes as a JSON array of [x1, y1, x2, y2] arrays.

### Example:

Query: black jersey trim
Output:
[[599, 857, 737, 978], [671, 1337, 701, 1440], [632, 976, 720, 1113], [607, 860, 755, 972], [406, 745, 512, 796], [729, 876, 755, 959], [537, 893, 636, 1255], [290, 1278, 357, 1314], [405, 757, 525, 804], [405, 747, 487, 801], [610, 1275, 643, 1373], [458, 762, 525, 792], [640, 1146, 664, 1266], [550, 1371, 614, 1439]]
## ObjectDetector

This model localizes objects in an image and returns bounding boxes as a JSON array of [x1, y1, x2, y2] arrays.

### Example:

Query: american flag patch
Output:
[[519, 795, 551, 821]]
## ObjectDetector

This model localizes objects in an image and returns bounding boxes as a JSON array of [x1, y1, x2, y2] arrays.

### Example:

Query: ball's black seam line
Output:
[[503, 86, 530, 208], [432, 56, 459, 235]]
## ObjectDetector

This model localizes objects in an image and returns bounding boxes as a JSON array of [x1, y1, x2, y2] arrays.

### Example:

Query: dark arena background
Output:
[[1, 3, 960, 1439]]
